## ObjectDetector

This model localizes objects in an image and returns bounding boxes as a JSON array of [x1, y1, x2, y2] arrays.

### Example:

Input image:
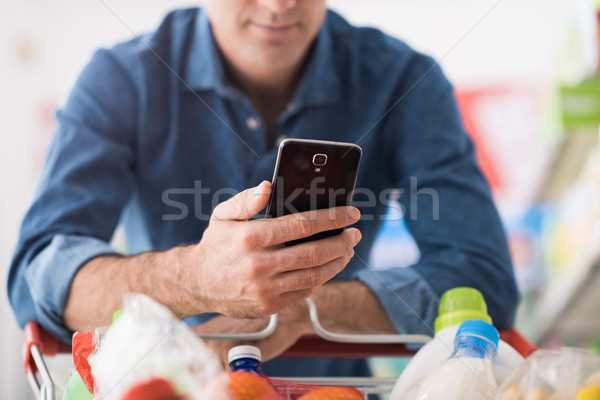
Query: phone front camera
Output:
[[312, 153, 327, 166]]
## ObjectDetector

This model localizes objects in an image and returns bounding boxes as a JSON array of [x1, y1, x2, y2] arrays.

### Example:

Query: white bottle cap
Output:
[[228, 345, 261, 364]]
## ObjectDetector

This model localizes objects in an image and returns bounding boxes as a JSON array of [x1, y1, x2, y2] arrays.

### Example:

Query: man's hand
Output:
[[176, 180, 362, 318], [193, 301, 312, 367], [63, 181, 361, 333]]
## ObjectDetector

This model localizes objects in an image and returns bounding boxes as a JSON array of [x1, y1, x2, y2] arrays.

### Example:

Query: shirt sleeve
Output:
[[355, 53, 519, 334], [7, 48, 138, 343]]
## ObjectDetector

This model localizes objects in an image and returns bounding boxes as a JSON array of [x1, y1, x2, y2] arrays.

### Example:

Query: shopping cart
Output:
[[23, 298, 538, 400]]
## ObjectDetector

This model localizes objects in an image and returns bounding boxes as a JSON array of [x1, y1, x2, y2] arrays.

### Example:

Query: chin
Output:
[[246, 51, 300, 71]]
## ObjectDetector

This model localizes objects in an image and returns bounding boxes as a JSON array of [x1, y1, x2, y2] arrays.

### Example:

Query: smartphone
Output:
[[265, 138, 362, 246]]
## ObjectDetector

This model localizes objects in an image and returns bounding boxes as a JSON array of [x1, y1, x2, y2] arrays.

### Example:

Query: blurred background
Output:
[[2, 0, 600, 398]]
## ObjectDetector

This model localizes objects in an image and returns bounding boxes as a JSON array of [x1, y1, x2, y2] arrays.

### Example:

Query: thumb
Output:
[[211, 181, 271, 222]]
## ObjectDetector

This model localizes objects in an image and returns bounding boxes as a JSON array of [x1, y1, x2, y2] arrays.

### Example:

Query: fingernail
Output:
[[254, 181, 269, 196], [352, 229, 362, 244], [348, 207, 360, 221]]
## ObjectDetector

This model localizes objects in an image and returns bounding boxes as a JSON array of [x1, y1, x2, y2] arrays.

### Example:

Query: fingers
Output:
[[211, 181, 271, 222], [260, 229, 361, 301], [254, 206, 361, 247], [269, 228, 361, 273], [213, 229, 360, 316], [275, 252, 355, 295]]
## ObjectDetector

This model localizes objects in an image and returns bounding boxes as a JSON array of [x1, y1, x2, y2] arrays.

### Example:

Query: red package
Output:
[[72, 330, 98, 395]]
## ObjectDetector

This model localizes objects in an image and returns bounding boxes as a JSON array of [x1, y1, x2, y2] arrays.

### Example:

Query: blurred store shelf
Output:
[[524, 74, 600, 345], [548, 257, 600, 338], [529, 236, 600, 343], [536, 131, 599, 202]]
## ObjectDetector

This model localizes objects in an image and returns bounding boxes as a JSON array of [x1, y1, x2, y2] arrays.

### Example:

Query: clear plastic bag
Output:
[[90, 293, 224, 399], [557, 347, 600, 400], [499, 348, 600, 400]]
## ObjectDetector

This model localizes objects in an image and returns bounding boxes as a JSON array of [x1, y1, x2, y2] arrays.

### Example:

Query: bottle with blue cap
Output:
[[228, 345, 263, 374], [412, 319, 500, 400], [390, 287, 523, 400]]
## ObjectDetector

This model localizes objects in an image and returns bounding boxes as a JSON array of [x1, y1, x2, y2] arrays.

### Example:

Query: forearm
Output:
[[309, 280, 397, 335], [63, 246, 203, 333]]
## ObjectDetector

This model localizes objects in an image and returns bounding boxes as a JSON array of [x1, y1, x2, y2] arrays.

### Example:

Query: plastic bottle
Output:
[[228, 345, 263, 374], [227, 345, 281, 400], [389, 287, 524, 400], [413, 319, 500, 400]]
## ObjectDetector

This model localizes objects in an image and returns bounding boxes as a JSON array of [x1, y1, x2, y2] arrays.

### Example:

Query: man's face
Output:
[[206, 0, 327, 73]]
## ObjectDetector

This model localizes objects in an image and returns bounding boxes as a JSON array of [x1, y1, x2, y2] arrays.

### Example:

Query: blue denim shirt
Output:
[[8, 8, 518, 378]]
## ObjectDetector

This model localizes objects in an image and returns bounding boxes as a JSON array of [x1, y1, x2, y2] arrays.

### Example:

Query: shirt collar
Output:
[[291, 13, 342, 108], [184, 9, 341, 106], [184, 9, 230, 95]]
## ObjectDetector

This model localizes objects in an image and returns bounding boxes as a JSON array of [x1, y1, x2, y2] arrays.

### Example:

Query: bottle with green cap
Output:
[[389, 287, 524, 400]]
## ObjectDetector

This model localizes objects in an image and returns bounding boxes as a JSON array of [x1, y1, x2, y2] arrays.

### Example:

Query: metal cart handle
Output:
[[304, 298, 432, 344], [193, 298, 537, 358], [285, 299, 538, 358], [23, 321, 71, 400], [194, 298, 433, 344], [196, 314, 279, 341]]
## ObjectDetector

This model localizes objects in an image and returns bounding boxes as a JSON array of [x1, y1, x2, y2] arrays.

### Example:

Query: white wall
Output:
[[0, 0, 595, 398], [329, 0, 597, 87]]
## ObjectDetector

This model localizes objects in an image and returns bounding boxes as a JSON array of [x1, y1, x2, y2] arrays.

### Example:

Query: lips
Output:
[[250, 22, 299, 39], [254, 23, 295, 30]]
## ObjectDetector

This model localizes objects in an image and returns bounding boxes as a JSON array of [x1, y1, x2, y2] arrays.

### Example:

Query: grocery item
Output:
[[89, 294, 223, 400], [229, 345, 263, 375], [577, 369, 600, 399], [203, 374, 235, 400], [227, 345, 279, 400], [226, 345, 365, 399], [62, 371, 93, 400], [499, 348, 600, 400], [500, 386, 566, 400], [71, 329, 100, 396], [576, 385, 600, 400], [227, 371, 279, 400], [296, 386, 364, 399], [525, 388, 548, 400], [390, 287, 524, 400], [412, 319, 500, 400], [501, 384, 525, 400], [583, 371, 600, 387], [120, 377, 180, 400]]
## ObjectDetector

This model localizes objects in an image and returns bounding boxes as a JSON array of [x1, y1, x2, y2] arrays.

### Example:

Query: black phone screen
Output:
[[265, 139, 362, 245]]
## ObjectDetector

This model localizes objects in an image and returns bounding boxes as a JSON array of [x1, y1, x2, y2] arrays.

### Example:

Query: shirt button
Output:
[[246, 116, 261, 130]]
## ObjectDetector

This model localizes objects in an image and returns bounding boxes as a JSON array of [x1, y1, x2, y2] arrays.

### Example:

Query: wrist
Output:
[[309, 281, 397, 334], [143, 244, 206, 318], [282, 300, 313, 337]]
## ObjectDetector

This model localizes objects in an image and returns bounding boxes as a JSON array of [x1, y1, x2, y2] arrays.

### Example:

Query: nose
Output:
[[257, 0, 297, 14]]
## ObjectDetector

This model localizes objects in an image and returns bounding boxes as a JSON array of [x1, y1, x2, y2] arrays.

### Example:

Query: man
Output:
[[8, 0, 518, 380]]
